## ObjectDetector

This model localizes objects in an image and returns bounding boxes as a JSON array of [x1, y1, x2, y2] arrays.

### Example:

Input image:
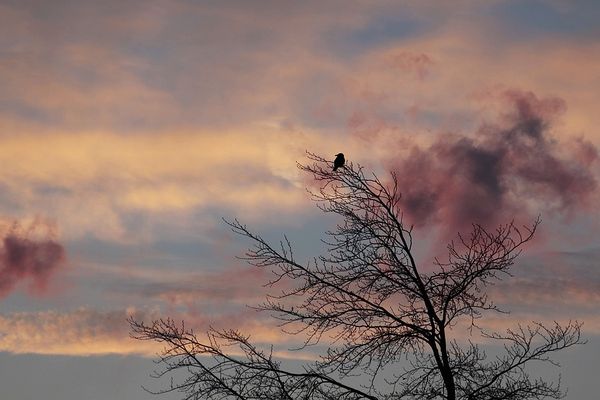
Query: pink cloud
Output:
[[0, 220, 66, 297], [385, 51, 434, 81], [386, 89, 598, 238]]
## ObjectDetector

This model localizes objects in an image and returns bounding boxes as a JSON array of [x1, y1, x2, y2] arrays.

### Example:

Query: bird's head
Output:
[[335, 153, 344, 157]]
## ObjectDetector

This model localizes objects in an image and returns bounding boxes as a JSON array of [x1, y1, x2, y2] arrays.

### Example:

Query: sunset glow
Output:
[[1, 1, 599, 399]]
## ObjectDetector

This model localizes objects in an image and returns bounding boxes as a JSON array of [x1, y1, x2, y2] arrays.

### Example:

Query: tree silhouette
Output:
[[130, 153, 583, 400]]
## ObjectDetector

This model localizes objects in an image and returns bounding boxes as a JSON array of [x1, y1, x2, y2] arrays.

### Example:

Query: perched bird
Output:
[[333, 153, 345, 171]]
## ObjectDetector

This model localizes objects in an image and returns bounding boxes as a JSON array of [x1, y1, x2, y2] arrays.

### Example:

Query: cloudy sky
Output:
[[1, 0, 599, 399]]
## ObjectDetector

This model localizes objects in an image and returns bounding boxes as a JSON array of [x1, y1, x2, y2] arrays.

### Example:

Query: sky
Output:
[[1, 0, 599, 398]]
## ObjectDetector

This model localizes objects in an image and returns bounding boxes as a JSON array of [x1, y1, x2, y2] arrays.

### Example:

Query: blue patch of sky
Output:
[[0, 183, 23, 215], [0, 101, 62, 127], [0, 291, 65, 314], [67, 235, 221, 271], [67, 236, 154, 268], [323, 14, 430, 60], [489, 0, 600, 39], [225, 209, 338, 264], [34, 184, 72, 196], [150, 239, 223, 269]]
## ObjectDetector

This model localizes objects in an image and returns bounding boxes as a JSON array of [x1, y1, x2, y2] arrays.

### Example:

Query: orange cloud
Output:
[[0, 306, 303, 357], [0, 129, 336, 240], [0, 307, 160, 356]]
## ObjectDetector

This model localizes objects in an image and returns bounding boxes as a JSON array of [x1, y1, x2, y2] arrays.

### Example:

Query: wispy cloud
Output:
[[0, 130, 320, 240], [86, 261, 271, 309], [0, 305, 297, 357], [0, 307, 158, 356]]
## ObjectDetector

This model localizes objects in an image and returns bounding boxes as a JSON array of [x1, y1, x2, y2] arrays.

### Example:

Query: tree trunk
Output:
[[442, 368, 456, 400]]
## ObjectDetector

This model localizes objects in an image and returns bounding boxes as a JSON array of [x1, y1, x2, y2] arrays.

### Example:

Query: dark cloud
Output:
[[389, 90, 598, 236], [0, 220, 66, 297]]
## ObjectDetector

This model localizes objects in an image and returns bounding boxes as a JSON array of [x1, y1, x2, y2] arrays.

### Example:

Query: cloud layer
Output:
[[0, 305, 293, 357], [1, 1, 599, 366], [0, 307, 158, 356]]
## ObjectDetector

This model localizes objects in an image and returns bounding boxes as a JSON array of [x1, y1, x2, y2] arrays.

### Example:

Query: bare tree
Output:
[[130, 153, 583, 400]]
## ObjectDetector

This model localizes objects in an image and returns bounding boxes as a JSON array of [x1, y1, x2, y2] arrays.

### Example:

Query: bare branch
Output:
[[130, 153, 584, 400]]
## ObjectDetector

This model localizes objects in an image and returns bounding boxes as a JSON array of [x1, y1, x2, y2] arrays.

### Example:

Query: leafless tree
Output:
[[130, 153, 584, 400]]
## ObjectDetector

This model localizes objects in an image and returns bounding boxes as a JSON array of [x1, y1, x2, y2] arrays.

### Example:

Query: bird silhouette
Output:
[[333, 153, 345, 171]]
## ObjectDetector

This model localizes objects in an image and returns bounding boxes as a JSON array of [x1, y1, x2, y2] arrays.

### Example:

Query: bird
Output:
[[333, 153, 345, 171]]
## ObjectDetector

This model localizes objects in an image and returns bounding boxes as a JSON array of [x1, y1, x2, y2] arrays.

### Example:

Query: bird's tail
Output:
[[333, 166, 338, 171]]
